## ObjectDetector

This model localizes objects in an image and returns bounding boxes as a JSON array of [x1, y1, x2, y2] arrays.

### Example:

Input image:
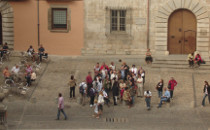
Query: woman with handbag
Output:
[[156, 79, 164, 98], [68, 75, 77, 99]]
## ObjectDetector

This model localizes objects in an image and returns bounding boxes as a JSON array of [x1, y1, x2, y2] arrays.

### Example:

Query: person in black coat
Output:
[[202, 81, 210, 106], [112, 78, 119, 105]]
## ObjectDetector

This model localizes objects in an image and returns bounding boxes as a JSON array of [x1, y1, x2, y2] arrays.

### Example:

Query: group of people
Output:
[[65, 61, 180, 119], [187, 52, 205, 67], [26, 44, 48, 62], [3, 63, 37, 86]]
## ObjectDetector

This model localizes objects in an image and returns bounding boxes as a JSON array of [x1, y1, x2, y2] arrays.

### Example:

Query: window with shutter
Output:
[[110, 10, 126, 32], [52, 8, 67, 29]]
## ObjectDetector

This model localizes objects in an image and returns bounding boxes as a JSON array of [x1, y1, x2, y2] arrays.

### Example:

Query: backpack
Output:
[[79, 84, 84, 94]]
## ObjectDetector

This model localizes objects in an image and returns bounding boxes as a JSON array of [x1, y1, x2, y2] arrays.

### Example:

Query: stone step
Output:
[[152, 64, 210, 70]]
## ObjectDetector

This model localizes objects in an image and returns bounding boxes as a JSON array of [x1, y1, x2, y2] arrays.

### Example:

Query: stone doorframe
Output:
[[155, 0, 210, 59], [0, 2, 14, 49]]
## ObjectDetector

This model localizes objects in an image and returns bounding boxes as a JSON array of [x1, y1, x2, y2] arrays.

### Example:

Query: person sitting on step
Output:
[[157, 87, 170, 108], [145, 49, 153, 64], [187, 52, 194, 67]]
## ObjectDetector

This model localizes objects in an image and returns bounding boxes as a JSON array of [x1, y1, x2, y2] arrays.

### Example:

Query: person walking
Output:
[[136, 75, 144, 97], [168, 77, 177, 99], [112, 78, 119, 105], [144, 90, 152, 110], [68, 75, 76, 99], [56, 93, 67, 120], [156, 79, 164, 98], [202, 81, 210, 107], [157, 88, 170, 108]]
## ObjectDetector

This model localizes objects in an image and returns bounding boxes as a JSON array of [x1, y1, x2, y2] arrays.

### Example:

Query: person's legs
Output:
[[73, 87, 75, 98], [158, 97, 167, 107], [145, 98, 149, 108], [115, 96, 118, 104], [170, 90, 174, 98], [208, 94, 210, 104], [140, 87, 143, 97], [61, 109, 67, 120], [57, 109, 61, 120], [202, 94, 207, 106], [147, 98, 151, 108], [113, 96, 116, 105], [70, 87, 73, 98]]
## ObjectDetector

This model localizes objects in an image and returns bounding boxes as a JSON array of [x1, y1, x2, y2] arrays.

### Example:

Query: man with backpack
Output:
[[79, 81, 87, 106]]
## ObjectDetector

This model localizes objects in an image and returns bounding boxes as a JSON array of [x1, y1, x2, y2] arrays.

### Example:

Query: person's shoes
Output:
[[147, 107, 150, 110], [64, 117, 67, 120], [114, 104, 117, 106], [90, 104, 93, 107], [157, 106, 161, 108], [55, 118, 59, 120]]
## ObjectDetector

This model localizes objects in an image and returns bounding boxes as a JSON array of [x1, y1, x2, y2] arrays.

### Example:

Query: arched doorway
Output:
[[0, 13, 2, 45], [168, 9, 196, 54]]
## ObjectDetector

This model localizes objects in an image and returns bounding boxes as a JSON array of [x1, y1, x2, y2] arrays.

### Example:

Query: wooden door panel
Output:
[[184, 31, 196, 54], [168, 10, 183, 54]]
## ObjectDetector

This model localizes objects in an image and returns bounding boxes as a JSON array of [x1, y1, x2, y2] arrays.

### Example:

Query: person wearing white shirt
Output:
[[109, 62, 116, 71], [96, 79, 103, 93], [137, 75, 144, 97], [130, 64, 138, 76], [11, 65, 20, 75], [144, 90, 152, 110]]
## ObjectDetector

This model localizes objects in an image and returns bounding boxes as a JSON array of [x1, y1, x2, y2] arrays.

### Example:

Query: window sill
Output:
[[50, 29, 69, 33]]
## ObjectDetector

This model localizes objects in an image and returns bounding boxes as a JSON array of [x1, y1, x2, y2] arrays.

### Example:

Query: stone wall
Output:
[[83, 0, 210, 59], [0, 2, 14, 49]]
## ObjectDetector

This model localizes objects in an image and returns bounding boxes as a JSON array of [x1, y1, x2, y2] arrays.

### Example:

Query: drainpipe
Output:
[[37, 0, 40, 47], [147, 0, 150, 49]]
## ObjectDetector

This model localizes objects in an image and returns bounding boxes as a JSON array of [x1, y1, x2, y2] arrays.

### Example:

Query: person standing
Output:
[[56, 93, 67, 120], [168, 77, 177, 99], [79, 81, 87, 106], [156, 79, 164, 98], [144, 90, 152, 110], [123, 87, 132, 108], [112, 78, 119, 105], [89, 85, 96, 107], [136, 75, 144, 97], [157, 88, 170, 108], [86, 72, 93, 97], [202, 81, 210, 107], [68, 75, 76, 99]]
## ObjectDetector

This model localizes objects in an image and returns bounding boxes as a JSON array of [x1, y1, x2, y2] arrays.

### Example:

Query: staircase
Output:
[[152, 55, 210, 70]]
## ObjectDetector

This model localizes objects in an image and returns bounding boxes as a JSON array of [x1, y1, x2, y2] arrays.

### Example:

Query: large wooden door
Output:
[[168, 9, 196, 54]]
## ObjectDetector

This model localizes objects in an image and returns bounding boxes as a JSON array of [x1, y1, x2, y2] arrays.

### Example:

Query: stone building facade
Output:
[[82, 0, 210, 60]]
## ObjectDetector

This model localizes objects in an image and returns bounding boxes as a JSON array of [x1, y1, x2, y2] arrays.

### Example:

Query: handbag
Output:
[[167, 83, 171, 89]]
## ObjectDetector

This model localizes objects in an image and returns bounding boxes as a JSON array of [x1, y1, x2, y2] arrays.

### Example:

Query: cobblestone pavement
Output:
[[1, 55, 210, 130]]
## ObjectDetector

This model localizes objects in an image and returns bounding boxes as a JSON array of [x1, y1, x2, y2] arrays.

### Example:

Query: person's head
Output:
[[146, 90, 150, 94], [102, 62, 105, 66], [5, 42, 7, 46], [132, 64, 135, 68], [88, 71, 91, 75], [191, 52, 194, 55], [111, 62, 114, 65], [58, 93, 62, 97], [5, 66, 8, 70], [205, 81, 209, 85], [123, 62, 126, 66], [16, 65, 19, 68], [30, 45, 33, 48], [147, 49, 150, 52], [160, 79, 163, 83], [71, 75, 74, 80], [171, 77, 174, 80], [164, 87, 167, 91], [138, 75, 141, 78], [40, 44, 43, 47]]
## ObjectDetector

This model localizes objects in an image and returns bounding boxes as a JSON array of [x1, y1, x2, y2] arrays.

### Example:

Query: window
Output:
[[52, 8, 67, 29], [111, 10, 126, 32]]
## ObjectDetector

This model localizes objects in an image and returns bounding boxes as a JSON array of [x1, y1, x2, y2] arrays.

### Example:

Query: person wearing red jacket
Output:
[[100, 62, 109, 71], [86, 72, 93, 96], [168, 77, 177, 99]]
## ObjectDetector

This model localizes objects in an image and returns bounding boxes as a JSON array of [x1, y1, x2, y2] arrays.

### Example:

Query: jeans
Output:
[[170, 90, 174, 98], [158, 91, 162, 98], [158, 97, 168, 107], [90, 96, 95, 105], [70, 87, 75, 98], [57, 108, 67, 120], [81, 93, 86, 105], [202, 94, 210, 106], [145, 97, 151, 108], [104, 97, 110, 106], [131, 96, 135, 105]]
